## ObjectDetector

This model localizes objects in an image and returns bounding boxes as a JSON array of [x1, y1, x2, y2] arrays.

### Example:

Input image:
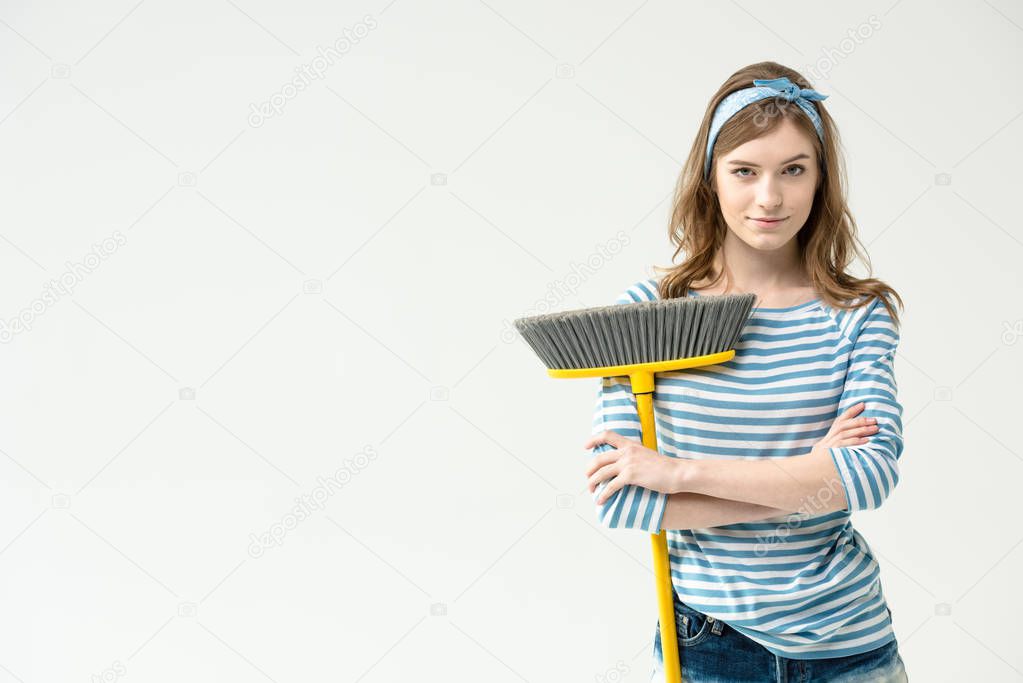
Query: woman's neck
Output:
[[705, 233, 809, 293]]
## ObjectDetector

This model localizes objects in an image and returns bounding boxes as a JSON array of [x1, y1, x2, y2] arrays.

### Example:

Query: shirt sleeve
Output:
[[587, 280, 668, 532], [828, 295, 905, 512]]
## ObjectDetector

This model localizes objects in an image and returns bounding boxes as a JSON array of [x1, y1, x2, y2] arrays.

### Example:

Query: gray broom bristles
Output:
[[513, 293, 757, 371]]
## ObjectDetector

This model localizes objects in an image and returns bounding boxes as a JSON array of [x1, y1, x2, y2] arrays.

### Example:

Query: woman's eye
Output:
[[731, 165, 806, 178]]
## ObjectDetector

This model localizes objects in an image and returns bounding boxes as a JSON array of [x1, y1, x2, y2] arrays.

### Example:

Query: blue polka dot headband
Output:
[[704, 77, 829, 180]]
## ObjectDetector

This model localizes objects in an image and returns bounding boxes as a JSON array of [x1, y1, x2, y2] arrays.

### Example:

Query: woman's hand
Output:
[[811, 402, 878, 456], [583, 430, 687, 504]]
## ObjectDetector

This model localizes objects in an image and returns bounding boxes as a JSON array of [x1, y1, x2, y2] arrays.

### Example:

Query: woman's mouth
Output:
[[749, 217, 787, 229]]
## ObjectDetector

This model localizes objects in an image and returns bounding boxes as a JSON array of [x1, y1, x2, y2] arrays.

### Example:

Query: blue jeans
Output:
[[651, 590, 909, 682]]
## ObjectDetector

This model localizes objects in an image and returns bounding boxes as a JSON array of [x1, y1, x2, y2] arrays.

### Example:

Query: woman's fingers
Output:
[[584, 430, 626, 451], [588, 463, 619, 492], [830, 403, 866, 430], [837, 422, 880, 446], [837, 424, 879, 439], [843, 402, 866, 417], [596, 475, 626, 505], [584, 443, 627, 479], [836, 409, 870, 428], [828, 406, 875, 438], [816, 403, 875, 450], [584, 451, 612, 478]]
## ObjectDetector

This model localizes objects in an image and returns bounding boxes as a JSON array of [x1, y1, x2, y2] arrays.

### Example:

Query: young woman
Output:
[[583, 62, 909, 682]]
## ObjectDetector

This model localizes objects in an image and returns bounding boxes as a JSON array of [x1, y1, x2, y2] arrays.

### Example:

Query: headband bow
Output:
[[704, 76, 828, 179]]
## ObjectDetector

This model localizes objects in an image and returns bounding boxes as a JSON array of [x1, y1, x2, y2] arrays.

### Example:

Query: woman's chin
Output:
[[742, 231, 795, 250]]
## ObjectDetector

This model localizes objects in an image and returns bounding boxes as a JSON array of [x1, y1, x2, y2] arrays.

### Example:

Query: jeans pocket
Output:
[[674, 600, 712, 647]]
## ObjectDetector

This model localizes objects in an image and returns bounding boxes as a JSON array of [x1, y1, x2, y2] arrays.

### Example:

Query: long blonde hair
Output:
[[654, 61, 902, 328]]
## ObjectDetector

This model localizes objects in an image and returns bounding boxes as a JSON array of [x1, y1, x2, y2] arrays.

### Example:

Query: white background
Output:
[[1, 1, 1022, 681]]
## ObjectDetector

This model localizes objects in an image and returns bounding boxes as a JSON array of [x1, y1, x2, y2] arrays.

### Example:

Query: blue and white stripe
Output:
[[589, 277, 904, 660]]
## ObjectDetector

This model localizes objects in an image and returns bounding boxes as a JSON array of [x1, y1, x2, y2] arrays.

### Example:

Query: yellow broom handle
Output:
[[633, 382, 682, 683]]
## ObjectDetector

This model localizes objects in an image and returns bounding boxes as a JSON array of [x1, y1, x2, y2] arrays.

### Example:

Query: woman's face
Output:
[[712, 118, 820, 252]]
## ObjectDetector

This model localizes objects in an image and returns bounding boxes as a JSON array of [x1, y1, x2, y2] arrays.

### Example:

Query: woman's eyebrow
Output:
[[727, 153, 811, 167]]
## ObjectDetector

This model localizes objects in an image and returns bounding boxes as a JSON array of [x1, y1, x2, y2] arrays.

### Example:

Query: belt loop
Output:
[[709, 616, 723, 635]]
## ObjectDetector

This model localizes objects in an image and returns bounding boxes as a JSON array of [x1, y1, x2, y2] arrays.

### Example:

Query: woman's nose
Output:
[[754, 179, 783, 208]]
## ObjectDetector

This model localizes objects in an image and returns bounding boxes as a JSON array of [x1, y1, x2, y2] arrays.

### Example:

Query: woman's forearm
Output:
[[676, 447, 849, 514], [661, 492, 793, 530]]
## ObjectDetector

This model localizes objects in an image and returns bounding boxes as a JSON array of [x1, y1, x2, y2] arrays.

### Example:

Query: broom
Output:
[[514, 291, 757, 683]]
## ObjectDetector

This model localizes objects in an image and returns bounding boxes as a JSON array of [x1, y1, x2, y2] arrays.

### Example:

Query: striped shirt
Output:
[[590, 277, 904, 661]]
